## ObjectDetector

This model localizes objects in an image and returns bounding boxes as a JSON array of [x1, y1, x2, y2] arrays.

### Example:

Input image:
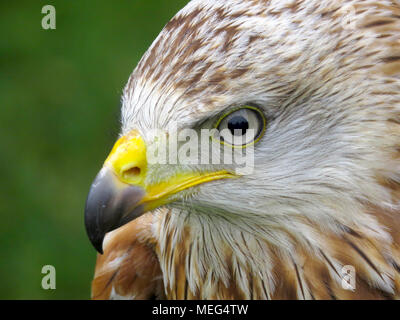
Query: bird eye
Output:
[[215, 106, 266, 147]]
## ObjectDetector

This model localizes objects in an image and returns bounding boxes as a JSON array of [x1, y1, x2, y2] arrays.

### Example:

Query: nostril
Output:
[[123, 167, 141, 179]]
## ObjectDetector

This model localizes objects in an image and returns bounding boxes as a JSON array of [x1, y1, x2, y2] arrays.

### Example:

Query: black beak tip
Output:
[[92, 236, 105, 255], [84, 168, 146, 255], [84, 169, 113, 255], [84, 214, 105, 255]]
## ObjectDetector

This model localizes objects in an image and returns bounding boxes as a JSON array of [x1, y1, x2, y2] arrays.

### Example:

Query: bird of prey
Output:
[[85, 0, 400, 299]]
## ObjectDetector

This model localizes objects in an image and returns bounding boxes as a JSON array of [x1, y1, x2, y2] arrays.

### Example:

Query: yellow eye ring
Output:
[[213, 105, 267, 148]]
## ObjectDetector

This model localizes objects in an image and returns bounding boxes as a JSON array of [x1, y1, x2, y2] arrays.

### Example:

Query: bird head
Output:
[[85, 0, 400, 287]]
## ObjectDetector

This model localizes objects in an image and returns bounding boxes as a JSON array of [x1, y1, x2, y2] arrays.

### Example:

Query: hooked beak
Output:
[[84, 167, 145, 254], [85, 130, 235, 254]]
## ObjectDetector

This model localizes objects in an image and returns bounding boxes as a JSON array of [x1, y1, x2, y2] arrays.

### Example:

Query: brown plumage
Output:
[[92, 207, 400, 299], [88, 0, 400, 299]]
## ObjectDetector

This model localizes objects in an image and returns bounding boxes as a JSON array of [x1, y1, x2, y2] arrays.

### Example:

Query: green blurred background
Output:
[[0, 0, 189, 299]]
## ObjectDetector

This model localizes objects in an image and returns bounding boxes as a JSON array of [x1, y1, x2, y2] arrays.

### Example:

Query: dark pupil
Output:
[[228, 116, 249, 136]]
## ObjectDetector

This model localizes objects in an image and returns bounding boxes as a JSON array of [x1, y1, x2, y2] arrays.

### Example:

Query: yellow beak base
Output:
[[85, 130, 236, 253], [104, 130, 235, 210]]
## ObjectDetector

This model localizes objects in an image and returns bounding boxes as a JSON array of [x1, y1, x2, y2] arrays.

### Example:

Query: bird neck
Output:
[[153, 204, 399, 299]]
